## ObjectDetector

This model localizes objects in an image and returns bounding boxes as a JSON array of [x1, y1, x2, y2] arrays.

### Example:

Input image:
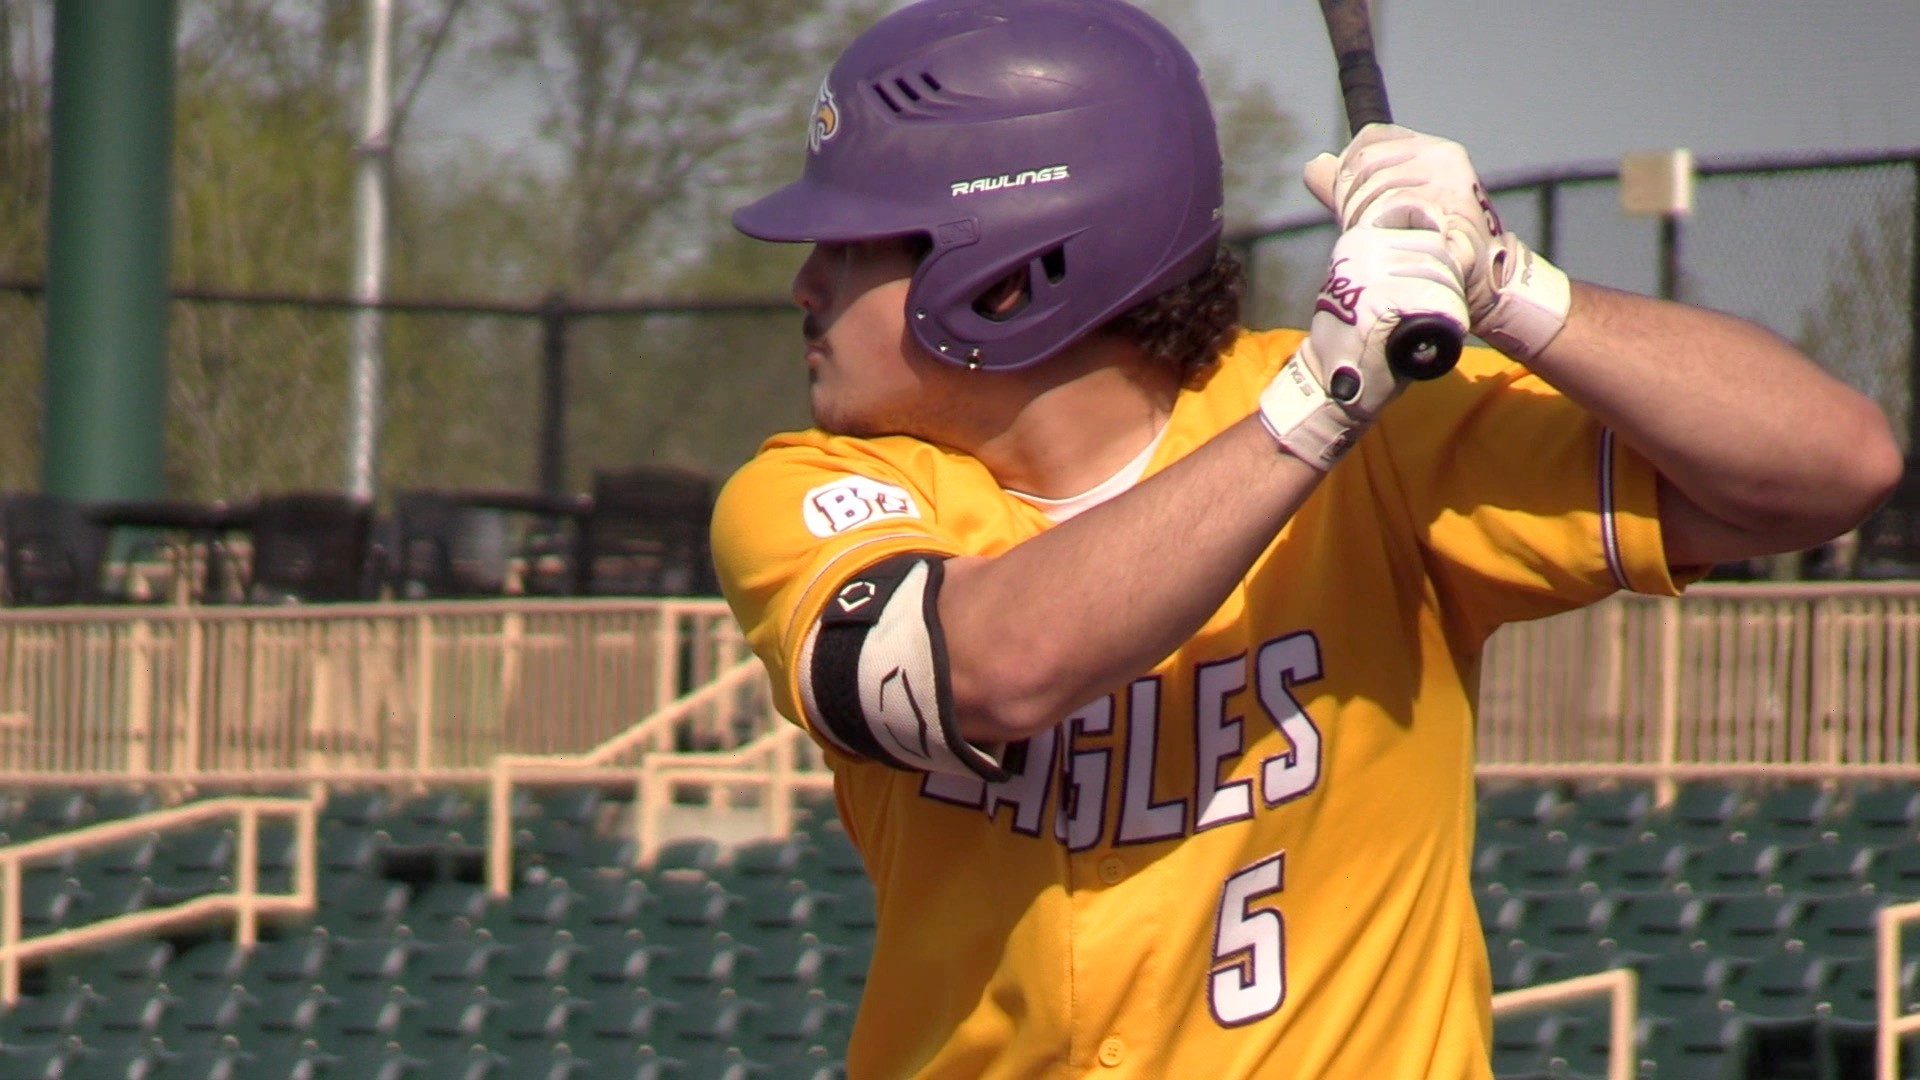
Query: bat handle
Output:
[[1386, 314, 1465, 381]]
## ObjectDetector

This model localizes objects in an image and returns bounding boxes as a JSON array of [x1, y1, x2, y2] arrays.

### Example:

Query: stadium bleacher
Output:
[[1, 781, 1918, 1079]]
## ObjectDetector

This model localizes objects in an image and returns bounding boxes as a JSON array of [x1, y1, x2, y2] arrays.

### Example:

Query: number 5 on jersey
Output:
[[1210, 852, 1287, 1026]]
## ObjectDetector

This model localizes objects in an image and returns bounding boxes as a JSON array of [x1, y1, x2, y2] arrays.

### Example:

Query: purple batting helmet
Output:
[[732, 0, 1225, 372]]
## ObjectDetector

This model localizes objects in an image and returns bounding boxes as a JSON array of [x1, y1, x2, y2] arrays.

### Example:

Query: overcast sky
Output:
[[1184, 0, 1920, 221]]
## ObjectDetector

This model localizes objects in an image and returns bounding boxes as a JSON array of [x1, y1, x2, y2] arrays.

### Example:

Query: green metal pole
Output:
[[41, 0, 177, 501]]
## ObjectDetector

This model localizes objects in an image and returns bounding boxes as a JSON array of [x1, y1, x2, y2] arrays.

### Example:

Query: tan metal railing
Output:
[[1877, 900, 1920, 1079], [484, 653, 777, 896], [1478, 582, 1920, 790], [1490, 967, 1639, 1080], [0, 597, 741, 785], [0, 795, 318, 1003], [631, 724, 834, 867]]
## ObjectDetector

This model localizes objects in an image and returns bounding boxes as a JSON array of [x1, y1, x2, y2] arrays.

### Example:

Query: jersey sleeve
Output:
[[710, 437, 969, 760], [1366, 346, 1699, 645]]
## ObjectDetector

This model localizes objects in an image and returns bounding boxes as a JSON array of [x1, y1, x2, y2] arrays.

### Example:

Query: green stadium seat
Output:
[[1613, 893, 1708, 953], [573, 876, 649, 928], [495, 879, 574, 930], [1798, 893, 1885, 956], [1479, 783, 1563, 829], [2, 986, 99, 1036], [1739, 784, 1838, 845], [18, 877, 86, 932], [65, 1045, 169, 1080], [82, 876, 154, 921], [807, 826, 867, 879], [1683, 841, 1784, 892], [727, 838, 810, 884], [1699, 894, 1803, 957], [577, 931, 661, 986], [79, 939, 174, 987], [170, 940, 250, 985], [320, 983, 425, 1047], [399, 791, 474, 829], [651, 837, 725, 875], [1486, 944, 1552, 993], [1514, 893, 1618, 949], [319, 877, 412, 932], [1539, 943, 1641, 983], [1475, 890, 1522, 944], [498, 936, 582, 983], [1494, 840, 1599, 892], [330, 938, 415, 983], [1568, 784, 1656, 846], [249, 982, 337, 1037], [416, 939, 505, 984], [21, 791, 88, 833], [403, 983, 509, 1048], [659, 932, 753, 989], [669, 986, 765, 1051], [500, 986, 592, 1044], [1635, 951, 1742, 1014], [409, 883, 493, 935], [1600, 838, 1693, 891], [749, 986, 854, 1064], [497, 1045, 592, 1080], [1649, 782, 1743, 843], [1731, 951, 1843, 1018], [1635, 1009, 1750, 1080], [158, 984, 258, 1047], [90, 834, 159, 878], [84, 985, 176, 1038], [1489, 1013, 1567, 1079], [670, 1045, 776, 1079], [745, 932, 835, 989], [644, 874, 738, 937], [321, 790, 392, 828], [1843, 785, 1920, 843], [167, 1047, 256, 1080], [0, 1043, 72, 1080], [823, 877, 877, 933], [1784, 840, 1877, 896], [580, 985, 675, 1044], [319, 827, 379, 874], [88, 790, 159, 822], [1873, 844, 1920, 899], [322, 1045, 427, 1080], [252, 932, 332, 984], [158, 826, 235, 876]]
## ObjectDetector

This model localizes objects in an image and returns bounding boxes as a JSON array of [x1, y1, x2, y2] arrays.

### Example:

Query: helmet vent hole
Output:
[[1040, 247, 1067, 286], [920, 72, 942, 92], [893, 77, 922, 103], [972, 269, 1032, 324], [872, 84, 902, 113]]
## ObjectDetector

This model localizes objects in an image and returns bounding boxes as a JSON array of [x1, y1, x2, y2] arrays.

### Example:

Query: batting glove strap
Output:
[[1257, 349, 1367, 471], [1473, 236, 1571, 360]]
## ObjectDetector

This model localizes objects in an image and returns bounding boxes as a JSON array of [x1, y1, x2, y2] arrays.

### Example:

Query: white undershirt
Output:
[[1005, 426, 1169, 523]]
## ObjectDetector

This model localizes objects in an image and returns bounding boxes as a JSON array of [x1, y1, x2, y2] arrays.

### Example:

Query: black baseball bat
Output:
[[1317, 0, 1463, 381]]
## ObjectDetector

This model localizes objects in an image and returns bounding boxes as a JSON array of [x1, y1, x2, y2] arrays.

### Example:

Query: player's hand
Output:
[[1259, 224, 1468, 470], [1302, 124, 1570, 361]]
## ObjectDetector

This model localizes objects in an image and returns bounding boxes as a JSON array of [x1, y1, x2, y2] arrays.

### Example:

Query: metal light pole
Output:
[[345, 0, 395, 501]]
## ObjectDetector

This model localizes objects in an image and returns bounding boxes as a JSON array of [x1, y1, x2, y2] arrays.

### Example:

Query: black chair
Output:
[[578, 465, 719, 596], [243, 491, 376, 603], [0, 492, 111, 605], [388, 490, 513, 599]]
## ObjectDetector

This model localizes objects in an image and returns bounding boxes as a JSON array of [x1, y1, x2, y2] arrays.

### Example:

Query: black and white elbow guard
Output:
[[797, 553, 1010, 782]]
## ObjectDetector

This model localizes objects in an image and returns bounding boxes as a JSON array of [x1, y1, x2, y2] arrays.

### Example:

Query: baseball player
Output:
[[709, 0, 1902, 1076]]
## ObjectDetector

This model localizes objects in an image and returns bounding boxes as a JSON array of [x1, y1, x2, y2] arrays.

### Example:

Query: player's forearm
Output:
[[938, 415, 1322, 743], [1529, 281, 1902, 561]]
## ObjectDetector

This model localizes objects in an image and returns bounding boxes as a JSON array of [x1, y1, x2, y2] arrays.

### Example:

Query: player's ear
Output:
[[973, 266, 1033, 322]]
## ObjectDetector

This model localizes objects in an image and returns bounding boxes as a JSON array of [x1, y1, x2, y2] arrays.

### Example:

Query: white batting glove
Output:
[[1303, 124, 1571, 360], [1259, 224, 1468, 470]]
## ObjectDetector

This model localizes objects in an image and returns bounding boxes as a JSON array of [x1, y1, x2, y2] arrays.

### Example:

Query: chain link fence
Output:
[[0, 149, 1914, 503]]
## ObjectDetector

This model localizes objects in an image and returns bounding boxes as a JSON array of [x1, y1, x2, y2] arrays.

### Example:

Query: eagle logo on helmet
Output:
[[808, 77, 840, 154]]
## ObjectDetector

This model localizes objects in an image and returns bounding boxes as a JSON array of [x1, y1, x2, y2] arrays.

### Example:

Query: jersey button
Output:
[[1097, 856, 1126, 885], [1097, 1036, 1126, 1067]]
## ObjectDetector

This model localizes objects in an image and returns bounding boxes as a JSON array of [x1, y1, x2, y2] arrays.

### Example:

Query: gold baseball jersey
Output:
[[711, 327, 1689, 1079]]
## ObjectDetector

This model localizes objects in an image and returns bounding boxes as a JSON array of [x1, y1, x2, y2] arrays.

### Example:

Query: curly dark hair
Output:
[[1101, 245, 1245, 385]]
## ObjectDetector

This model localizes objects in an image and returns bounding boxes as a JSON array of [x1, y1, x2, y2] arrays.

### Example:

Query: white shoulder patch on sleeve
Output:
[[802, 476, 923, 538]]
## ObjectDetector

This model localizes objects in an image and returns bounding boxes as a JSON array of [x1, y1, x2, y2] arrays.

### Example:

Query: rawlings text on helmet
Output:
[[809, 78, 841, 153], [950, 164, 1071, 198]]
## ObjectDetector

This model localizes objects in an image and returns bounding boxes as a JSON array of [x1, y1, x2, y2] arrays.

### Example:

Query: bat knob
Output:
[[1386, 314, 1465, 381]]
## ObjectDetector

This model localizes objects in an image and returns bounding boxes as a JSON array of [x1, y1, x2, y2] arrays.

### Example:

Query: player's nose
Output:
[[791, 244, 832, 314]]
